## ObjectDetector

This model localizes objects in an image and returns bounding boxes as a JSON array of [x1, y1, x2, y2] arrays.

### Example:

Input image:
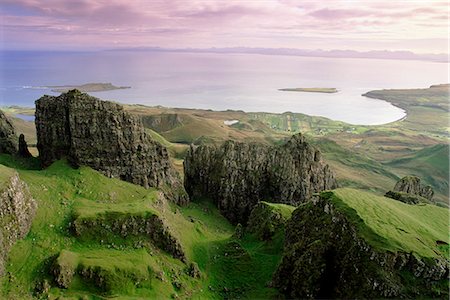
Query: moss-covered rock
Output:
[[246, 201, 295, 240], [0, 110, 18, 155], [273, 192, 449, 298], [72, 208, 185, 261], [52, 250, 79, 288], [52, 249, 155, 295]]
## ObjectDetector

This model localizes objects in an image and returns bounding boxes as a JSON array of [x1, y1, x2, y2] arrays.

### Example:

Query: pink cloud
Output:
[[0, 0, 448, 53]]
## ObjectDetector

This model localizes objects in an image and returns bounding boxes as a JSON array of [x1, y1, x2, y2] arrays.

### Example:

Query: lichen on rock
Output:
[[0, 167, 37, 276], [35, 90, 188, 205], [184, 133, 337, 224]]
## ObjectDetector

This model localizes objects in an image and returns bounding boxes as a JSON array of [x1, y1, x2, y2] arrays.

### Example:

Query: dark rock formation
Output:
[[35, 90, 187, 205], [184, 133, 337, 224], [18, 134, 32, 158], [0, 168, 37, 276], [0, 110, 18, 155], [273, 193, 449, 299], [385, 190, 430, 205], [393, 176, 434, 201]]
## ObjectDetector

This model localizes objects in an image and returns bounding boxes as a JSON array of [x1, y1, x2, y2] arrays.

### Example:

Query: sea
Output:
[[0, 50, 448, 125]]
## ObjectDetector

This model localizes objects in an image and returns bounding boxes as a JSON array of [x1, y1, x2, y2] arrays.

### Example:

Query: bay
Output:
[[0, 50, 447, 125]]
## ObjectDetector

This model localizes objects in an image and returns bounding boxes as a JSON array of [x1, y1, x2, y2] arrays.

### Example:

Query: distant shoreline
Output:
[[278, 87, 338, 94], [26, 83, 131, 93]]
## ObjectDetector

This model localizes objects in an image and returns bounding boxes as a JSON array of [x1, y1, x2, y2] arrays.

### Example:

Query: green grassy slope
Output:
[[0, 156, 285, 299], [329, 188, 449, 259], [387, 144, 449, 203]]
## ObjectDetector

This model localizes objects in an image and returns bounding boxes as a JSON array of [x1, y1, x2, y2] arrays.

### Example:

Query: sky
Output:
[[0, 0, 448, 54]]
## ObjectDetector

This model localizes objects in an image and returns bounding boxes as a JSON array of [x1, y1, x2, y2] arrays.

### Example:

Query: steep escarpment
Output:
[[184, 133, 337, 224], [35, 90, 187, 204], [274, 189, 449, 299], [0, 110, 18, 155], [0, 165, 36, 276]]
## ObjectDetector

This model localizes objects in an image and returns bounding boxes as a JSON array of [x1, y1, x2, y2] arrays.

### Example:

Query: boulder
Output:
[[393, 176, 434, 201]]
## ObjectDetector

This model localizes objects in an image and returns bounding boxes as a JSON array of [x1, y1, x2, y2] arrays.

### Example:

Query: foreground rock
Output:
[[0, 166, 37, 275], [35, 90, 187, 204], [184, 133, 337, 224], [273, 191, 449, 299], [0, 110, 18, 155], [393, 176, 434, 201]]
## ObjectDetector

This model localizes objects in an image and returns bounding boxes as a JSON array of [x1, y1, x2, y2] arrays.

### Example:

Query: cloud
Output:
[[0, 0, 448, 53]]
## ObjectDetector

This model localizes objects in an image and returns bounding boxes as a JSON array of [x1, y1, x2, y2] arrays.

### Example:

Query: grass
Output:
[[328, 188, 449, 259], [0, 164, 15, 184], [260, 201, 296, 219], [1, 156, 287, 299]]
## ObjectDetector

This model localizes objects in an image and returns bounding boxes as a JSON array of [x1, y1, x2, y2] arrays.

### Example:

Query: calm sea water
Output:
[[0, 51, 448, 125]]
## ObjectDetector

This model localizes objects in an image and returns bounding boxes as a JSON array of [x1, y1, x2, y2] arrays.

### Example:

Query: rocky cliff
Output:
[[35, 90, 187, 205], [184, 133, 337, 224], [393, 176, 434, 201], [273, 192, 449, 299], [0, 110, 18, 155], [0, 166, 37, 276]]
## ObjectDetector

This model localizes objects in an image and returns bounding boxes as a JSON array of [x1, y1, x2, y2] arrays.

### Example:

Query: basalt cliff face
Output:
[[273, 193, 449, 299], [0, 167, 37, 276], [184, 134, 337, 224], [0, 110, 18, 155], [35, 90, 187, 205]]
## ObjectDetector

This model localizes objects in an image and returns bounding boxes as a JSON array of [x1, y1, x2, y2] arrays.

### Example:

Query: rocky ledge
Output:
[[0, 166, 37, 276], [184, 133, 337, 224], [35, 90, 187, 205]]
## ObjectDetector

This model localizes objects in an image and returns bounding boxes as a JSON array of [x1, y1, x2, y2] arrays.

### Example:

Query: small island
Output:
[[48, 83, 131, 93], [278, 87, 338, 93]]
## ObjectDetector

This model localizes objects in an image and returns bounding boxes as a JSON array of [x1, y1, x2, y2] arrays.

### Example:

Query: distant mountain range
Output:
[[108, 46, 448, 63]]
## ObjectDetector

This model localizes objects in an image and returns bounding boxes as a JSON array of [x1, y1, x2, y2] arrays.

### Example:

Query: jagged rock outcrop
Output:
[[0, 167, 37, 276], [35, 90, 187, 205], [184, 133, 337, 224], [18, 134, 32, 158], [392, 176, 434, 201], [273, 193, 449, 299], [0, 110, 18, 155]]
